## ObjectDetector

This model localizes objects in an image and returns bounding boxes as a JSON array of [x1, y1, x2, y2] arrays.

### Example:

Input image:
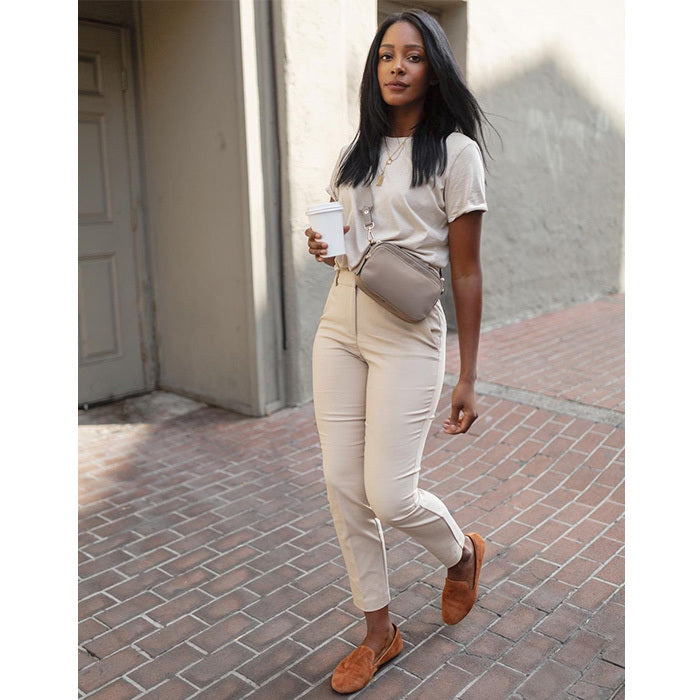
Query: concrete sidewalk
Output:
[[78, 294, 624, 700]]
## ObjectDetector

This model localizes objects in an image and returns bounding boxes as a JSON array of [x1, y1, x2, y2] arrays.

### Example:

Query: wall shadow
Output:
[[442, 56, 624, 330]]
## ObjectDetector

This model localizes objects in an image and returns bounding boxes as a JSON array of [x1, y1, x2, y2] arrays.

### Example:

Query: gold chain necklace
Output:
[[376, 136, 409, 186]]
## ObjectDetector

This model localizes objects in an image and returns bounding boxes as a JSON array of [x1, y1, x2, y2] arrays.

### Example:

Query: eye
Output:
[[380, 53, 392, 61], [408, 55, 422, 62]]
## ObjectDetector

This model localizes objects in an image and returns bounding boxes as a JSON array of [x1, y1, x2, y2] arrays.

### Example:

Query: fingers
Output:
[[305, 227, 328, 260], [442, 417, 460, 434], [304, 226, 349, 261], [442, 409, 460, 434], [442, 408, 478, 435]]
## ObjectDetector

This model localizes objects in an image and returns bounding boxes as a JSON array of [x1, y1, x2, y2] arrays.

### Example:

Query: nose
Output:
[[391, 58, 405, 75]]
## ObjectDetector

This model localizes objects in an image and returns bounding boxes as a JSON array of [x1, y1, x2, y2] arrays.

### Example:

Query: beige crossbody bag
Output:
[[351, 185, 445, 323]]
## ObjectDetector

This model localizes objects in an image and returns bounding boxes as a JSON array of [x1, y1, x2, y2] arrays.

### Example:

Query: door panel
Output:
[[79, 112, 112, 222], [79, 22, 147, 404], [78, 254, 122, 362]]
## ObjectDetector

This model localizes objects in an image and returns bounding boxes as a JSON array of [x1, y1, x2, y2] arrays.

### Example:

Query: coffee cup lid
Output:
[[306, 202, 343, 216]]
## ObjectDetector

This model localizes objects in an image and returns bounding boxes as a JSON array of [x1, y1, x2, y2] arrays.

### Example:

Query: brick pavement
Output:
[[78, 294, 624, 699]]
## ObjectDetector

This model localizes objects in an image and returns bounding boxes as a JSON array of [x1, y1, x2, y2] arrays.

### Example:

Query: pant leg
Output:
[[312, 273, 391, 612], [357, 283, 466, 569]]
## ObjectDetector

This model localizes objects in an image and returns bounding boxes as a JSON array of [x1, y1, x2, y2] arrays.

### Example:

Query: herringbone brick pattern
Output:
[[78, 294, 624, 699], [446, 295, 625, 412]]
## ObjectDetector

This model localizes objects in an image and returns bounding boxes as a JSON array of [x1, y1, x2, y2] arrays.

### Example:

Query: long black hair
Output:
[[336, 9, 493, 189]]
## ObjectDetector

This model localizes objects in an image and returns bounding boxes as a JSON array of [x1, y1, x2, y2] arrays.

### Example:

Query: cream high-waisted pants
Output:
[[312, 268, 466, 612]]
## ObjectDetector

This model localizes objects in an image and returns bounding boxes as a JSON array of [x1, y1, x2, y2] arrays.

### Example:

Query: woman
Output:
[[305, 9, 491, 694]]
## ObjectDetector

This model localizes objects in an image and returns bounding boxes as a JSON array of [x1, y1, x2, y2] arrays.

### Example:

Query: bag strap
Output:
[[355, 184, 376, 244]]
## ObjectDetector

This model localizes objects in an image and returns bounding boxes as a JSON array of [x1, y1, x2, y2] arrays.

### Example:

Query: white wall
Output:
[[273, 0, 377, 405], [276, 0, 624, 404], [468, 0, 624, 131], [461, 0, 625, 325]]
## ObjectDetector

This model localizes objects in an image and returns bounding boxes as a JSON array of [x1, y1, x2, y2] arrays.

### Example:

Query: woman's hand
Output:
[[442, 379, 478, 434], [305, 226, 350, 263]]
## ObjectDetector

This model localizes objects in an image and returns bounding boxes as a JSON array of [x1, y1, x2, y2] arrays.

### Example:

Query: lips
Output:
[[386, 81, 409, 90]]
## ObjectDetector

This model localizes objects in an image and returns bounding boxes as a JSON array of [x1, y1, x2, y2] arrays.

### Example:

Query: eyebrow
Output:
[[379, 43, 425, 50]]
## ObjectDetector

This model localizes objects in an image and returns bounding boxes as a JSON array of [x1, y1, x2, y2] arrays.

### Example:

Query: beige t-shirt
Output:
[[325, 132, 487, 270]]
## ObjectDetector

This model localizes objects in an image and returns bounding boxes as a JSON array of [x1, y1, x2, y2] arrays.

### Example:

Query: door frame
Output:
[[79, 18, 157, 400]]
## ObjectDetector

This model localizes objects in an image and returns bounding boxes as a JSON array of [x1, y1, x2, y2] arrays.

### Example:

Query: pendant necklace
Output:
[[376, 136, 409, 186]]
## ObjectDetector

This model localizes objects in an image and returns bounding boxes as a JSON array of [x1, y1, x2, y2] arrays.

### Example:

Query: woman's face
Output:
[[376, 21, 433, 112]]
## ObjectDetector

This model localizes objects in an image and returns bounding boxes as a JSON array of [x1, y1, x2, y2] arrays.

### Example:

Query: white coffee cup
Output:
[[306, 202, 346, 257]]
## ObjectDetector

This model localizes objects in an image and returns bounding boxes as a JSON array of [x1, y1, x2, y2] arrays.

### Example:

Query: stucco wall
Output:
[[139, 1, 255, 412], [451, 0, 625, 328], [274, 0, 377, 406], [276, 0, 623, 405]]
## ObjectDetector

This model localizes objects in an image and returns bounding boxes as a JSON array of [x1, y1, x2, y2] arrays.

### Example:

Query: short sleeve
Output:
[[325, 145, 348, 201], [444, 142, 488, 222]]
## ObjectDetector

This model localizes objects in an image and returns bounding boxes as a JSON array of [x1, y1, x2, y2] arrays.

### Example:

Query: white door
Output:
[[79, 21, 149, 404]]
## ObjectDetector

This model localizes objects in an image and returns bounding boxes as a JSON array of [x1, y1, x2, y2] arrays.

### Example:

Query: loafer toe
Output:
[[331, 623, 403, 693]]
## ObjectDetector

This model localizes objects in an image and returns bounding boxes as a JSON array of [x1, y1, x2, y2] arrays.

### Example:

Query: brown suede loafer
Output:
[[441, 532, 486, 625], [330, 623, 403, 694]]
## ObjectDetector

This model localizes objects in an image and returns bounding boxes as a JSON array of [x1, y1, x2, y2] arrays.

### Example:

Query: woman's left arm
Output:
[[443, 210, 484, 435]]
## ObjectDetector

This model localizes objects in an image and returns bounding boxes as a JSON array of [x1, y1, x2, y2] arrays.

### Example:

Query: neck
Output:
[[387, 104, 423, 137]]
